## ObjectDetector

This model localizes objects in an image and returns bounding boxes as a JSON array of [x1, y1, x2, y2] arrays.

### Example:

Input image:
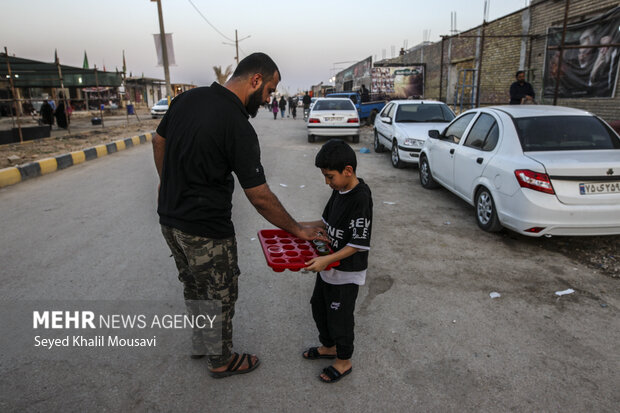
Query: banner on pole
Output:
[[153, 33, 176, 66]]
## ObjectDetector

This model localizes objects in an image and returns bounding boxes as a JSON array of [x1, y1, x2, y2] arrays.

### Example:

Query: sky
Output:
[[3, 0, 530, 94]]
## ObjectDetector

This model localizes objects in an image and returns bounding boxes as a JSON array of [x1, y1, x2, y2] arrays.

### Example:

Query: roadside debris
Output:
[[299, 185, 305, 189], [383, 201, 396, 205], [489, 292, 501, 299], [359, 147, 371, 153], [555, 288, 575, 296], [279, 183, 288, 187]]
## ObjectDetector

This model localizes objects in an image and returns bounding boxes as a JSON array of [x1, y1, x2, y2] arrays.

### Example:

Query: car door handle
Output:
[[476, 157, 484, 164], [449, 148, 455, 155]]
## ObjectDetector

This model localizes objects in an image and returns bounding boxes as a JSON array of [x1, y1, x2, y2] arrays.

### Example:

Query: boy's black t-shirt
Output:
[[156, 83, 266, 238], [321, 179, 373, 281]]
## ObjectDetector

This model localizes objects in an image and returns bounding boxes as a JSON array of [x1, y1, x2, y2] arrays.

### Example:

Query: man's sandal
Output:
[[209, 353, 260, 379], [303, 347, 337, 360], [319, 366, 352, 383]]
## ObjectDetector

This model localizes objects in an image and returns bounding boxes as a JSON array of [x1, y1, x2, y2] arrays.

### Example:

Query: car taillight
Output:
[[525, 227, 546, 233], [347, 118, 359, 123], [308, 118, 320, 123], [514, 170, 555, 194]]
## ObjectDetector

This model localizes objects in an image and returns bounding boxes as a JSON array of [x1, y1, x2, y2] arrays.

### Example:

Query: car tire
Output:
[[419, 155, 439, 189], [475, 187, 503, 232], [352, 135, 360, 144], [391, 141, 405, 168], [308, 134, 315, 143], [374, 130, 385, 152]]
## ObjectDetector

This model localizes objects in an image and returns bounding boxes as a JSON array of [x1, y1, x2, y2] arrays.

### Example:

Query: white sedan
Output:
[[373, 100, 455, 167], [307, 98, 360, 143], [150, 98, 169, 118], [419, 105, 620, 237]]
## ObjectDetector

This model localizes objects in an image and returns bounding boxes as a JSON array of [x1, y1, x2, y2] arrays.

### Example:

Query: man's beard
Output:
[[246, 84, 265, 118]]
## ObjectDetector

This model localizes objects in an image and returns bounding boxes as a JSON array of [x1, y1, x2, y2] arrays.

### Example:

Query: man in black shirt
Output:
[[509, 70, 535, 104], [152, 52, 322, 378]]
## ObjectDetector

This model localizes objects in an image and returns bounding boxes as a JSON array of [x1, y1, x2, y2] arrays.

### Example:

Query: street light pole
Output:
[[153, 0, 172, 100]]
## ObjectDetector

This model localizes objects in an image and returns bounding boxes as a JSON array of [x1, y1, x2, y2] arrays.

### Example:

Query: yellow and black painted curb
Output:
[[0, 132, 154, 189]]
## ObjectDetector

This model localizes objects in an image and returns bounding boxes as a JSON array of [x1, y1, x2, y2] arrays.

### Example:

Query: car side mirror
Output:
[[428, 130, 440, 139], [381, 117, 392, 125]]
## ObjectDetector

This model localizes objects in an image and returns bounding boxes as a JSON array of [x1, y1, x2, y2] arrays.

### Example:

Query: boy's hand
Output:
[[304, 256, 333, 272]]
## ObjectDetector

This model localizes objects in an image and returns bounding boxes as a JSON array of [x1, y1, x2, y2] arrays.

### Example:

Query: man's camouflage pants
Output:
[[161, 225, 239, 368]]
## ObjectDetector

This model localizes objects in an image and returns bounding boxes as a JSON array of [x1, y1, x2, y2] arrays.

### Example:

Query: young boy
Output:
[[302, 139, 373, 383]]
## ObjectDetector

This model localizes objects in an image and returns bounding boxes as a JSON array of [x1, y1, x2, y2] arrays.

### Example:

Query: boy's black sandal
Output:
[[209, 353, 260, 378], [319, 366, 352, 383], [303, 347, 337, 360]]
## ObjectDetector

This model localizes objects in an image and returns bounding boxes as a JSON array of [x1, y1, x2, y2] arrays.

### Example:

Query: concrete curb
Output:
[[0, 132, 154, 188]]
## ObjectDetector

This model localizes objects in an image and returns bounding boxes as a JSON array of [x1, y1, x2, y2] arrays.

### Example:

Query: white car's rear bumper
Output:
[[496, 188, 620, 236], [307, 126, 359, 137]]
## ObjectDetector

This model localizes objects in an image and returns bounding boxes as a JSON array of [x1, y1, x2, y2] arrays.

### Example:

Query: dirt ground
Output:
[[0, 110, 159, 169]]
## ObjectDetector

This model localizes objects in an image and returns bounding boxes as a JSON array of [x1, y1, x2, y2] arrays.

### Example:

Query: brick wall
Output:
[[384, 0, 620, 121]]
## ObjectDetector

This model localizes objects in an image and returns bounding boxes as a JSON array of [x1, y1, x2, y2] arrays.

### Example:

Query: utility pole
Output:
[[223, 30, 250, 67], [152, 0, 172, 100], [4, 47, 22, 143]]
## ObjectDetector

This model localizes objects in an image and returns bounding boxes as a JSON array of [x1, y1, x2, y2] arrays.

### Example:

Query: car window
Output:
[[482, 123, 499, 151], [443, 113, 476, 144], [395, 104, 453, 122], [440, 105, 456, 121], [156, 99, 168, 105], [387, 104, 396, 118], [349, 95, 358, 104], [380, 103, 393, 117], [513, 116, 620, 151], [313, 100, 355, 111], [464, 113, 497, 150]]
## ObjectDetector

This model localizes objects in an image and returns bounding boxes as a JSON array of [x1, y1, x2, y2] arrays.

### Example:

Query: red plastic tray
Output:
[[257, 229, 340, 272]]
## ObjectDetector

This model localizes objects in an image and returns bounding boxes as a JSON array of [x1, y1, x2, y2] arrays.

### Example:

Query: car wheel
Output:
[[391, 141, 404, 168], [419, 155, 439, 189], [475, 187, 503, 232], [308, 134, 315, 143], [352, 135, 360, 144], [374, 130, 385, 152]]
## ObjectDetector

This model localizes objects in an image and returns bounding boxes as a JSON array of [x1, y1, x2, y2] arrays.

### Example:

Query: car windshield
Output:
[[313, 100, 355, 111], [395, 104, 454, 122], [513, 116, 620, 151], [156, 99, 168, 106]]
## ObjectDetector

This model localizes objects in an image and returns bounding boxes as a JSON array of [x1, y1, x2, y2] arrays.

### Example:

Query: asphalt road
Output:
[[1, 108, 618, 412]]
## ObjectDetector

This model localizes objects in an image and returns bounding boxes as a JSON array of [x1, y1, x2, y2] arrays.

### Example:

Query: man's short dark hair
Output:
[[231, 52, 281, 82], [515, 70, 525, 78], [315, 139, 357, 173]]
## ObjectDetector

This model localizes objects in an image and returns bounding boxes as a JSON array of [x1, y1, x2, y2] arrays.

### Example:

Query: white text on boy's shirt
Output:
[[326, 223, 344, 249], [350, 218, 371, 241]]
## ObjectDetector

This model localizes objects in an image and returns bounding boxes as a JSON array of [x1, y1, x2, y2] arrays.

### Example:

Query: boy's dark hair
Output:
[[231, 52, 281, 82], [515, 70, 525, 78], [315, 139, 357, 173]]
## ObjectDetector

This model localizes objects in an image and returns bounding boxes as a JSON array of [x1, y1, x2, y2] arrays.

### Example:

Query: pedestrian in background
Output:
[[54, 92, 69, 129], [272, 96, 279, 119], [509, 70, 535, 104], [279, 96, 286, 119], [40, 100, 54, 126], [152, 53, 323, 377]]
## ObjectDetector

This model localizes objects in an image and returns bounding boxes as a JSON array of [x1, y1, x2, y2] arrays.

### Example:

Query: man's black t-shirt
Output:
[[509, 81, 535, 104], [320, 179, 372, 285], [156, 82, 266, 238]]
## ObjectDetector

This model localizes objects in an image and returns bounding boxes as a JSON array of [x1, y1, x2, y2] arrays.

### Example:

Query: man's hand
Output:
[[304, 255, 333, 272], [297, 226, 329, 242]]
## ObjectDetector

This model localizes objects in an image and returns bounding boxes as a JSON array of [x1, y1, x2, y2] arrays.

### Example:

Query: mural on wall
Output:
[[371, 65, 425, 99], [543, 6, 620, 98]]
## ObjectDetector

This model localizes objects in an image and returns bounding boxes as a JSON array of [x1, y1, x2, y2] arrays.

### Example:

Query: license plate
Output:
[[579, 182, 620, 195], [324, 117, 343, 122]]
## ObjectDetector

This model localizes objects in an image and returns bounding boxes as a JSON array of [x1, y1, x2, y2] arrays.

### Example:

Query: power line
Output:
[[187, 0, 234, 42]]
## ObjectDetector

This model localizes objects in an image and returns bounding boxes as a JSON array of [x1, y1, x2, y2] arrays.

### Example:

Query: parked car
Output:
[[150, 98, 169, 118], [307, 98, 360, 143], [418, 105, 620, 237], [374, 100, 455, 168], [326, 91, 386, 125]]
